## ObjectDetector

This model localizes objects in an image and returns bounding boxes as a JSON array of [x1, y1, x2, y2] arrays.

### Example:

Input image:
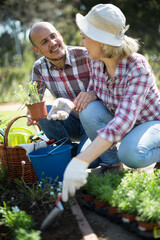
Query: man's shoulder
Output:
[[67, 45, 88, 57], [33, 56, 47, 68]]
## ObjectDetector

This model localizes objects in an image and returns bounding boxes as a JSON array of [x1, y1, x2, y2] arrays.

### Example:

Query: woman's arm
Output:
[[77, 135, 113, 164]]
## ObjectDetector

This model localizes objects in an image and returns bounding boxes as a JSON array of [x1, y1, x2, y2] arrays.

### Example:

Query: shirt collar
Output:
[[114, 58, 127, 78], [99, 58, 128, 79]]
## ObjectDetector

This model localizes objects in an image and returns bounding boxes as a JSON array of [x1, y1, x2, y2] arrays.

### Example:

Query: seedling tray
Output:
[[80, 198, 160, 239]]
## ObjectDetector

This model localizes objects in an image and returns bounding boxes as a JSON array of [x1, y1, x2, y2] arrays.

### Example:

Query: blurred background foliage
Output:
[[0, 0, 160, 103]]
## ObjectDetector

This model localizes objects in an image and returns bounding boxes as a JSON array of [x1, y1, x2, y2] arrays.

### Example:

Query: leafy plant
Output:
[[0, 118, 10, 132], [83, 172, 103, 197], [0, 202, 34, 230], [97, 171, 125, 203], [14, 176, 61, 206], [14, 82, 42, 105], [137, 197, 160, 224], [137, 174, 160, 223], [14, 228, 41, 240], [0, 201, 41, 240], [111, 171, 151, 213]]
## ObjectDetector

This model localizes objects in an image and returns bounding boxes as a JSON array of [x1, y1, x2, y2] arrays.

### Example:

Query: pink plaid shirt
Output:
[[88, 53, 160, 143], [30, 46, 90, 102]]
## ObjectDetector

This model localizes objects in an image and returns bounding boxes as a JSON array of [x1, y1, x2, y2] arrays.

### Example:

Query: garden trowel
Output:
[[40, 193, 64, 232]]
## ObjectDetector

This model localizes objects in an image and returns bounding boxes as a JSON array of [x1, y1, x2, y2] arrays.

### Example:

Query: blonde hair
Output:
[[102, 35, 139, 59]]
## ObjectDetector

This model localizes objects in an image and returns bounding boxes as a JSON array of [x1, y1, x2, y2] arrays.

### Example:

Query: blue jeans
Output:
[[39, 105, 88, 154], [79, 100, 160, 168]]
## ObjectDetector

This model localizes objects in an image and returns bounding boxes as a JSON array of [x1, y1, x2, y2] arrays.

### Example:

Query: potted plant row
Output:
[[82, 169, 160, 232], [83, 170, 126, 210], [111, 171, 149, 223], [14, 82, 47, 121]]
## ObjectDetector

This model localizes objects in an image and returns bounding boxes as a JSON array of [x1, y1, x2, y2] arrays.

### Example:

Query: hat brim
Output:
[[76, 13, 122, 47]]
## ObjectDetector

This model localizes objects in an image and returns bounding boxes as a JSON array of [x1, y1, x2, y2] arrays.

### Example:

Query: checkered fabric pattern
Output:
[[88, 53, 160, 143], [30, 46, 90, 102]]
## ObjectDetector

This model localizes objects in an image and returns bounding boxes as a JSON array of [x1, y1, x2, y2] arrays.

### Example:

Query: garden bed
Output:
[[0, 175, 83, 240], [1, 165, 160, 240]]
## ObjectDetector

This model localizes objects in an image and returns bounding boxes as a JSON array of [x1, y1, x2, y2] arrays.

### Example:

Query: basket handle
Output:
[[4, 115, 27, 146]]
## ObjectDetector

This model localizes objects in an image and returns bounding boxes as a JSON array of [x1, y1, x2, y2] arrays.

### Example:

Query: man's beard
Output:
[[47, 53, 66, 62]]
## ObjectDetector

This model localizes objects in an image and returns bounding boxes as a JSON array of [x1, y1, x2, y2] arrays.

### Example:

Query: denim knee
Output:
[[118, 143, 150, 168], [79, 107, 90, 125]]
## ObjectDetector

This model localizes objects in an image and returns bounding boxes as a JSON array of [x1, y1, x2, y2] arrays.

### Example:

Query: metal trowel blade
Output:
[[40, 206, 63, 232]]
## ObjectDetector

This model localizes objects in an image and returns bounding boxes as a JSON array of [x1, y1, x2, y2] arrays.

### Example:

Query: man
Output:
[[27, 21, 97, 154]]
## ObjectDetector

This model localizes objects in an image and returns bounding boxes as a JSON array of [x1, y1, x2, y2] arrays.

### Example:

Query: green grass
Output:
[[0, 110, 36, 134]]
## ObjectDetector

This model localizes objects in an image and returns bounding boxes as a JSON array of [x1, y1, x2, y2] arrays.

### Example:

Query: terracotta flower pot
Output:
[[94, 199, 106, 208], [83, 194, 94, 203], [27, 101, 47, 121], [107, 206, 119, 215], [138, 221, 159, 232], [122, 213, 137, 223]]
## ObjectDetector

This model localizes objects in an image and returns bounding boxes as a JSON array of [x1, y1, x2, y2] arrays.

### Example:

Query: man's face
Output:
[[32, 24, 66, 62]]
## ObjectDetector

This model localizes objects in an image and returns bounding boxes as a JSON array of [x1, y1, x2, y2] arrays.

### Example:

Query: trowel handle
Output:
[[46, 139, 55, 145], [56, 193, 62, 206]]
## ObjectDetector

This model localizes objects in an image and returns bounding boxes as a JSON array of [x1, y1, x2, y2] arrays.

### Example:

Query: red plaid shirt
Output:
[[88, 53, 160, 143], [30, 46, 90, 102]]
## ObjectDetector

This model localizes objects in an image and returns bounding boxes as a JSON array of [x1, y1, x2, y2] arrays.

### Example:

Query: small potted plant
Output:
[[137, 196, 160, 231], [92, 178, 107, 208], [94, 172, 124, 209], [103, 171, 126, 215], [136, 175, 160, 231], [15, 82, 47, 121], [113, 171, 155, 223], [82, 172, 100, 203]]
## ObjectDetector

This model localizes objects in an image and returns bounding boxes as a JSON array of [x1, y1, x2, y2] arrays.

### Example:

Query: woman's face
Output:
[[80, 32, 104, 60]]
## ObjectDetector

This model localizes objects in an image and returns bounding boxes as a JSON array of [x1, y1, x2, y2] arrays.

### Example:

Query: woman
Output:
[[62, 4, 160, 202]]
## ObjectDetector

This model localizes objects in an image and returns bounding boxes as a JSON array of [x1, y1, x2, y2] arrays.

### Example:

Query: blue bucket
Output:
[[27, 144, 72, 184]]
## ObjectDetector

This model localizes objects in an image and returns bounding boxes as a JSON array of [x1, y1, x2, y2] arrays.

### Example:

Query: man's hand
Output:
[[26, 113, 39, 126], [62, 158, 89, 202], [47, 98, 75, 120], [74, 91, 97, 112]]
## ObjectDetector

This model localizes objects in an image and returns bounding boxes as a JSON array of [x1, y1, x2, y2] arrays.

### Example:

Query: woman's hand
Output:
[[74, 91, 97, 112], [62, 157, 89, 202], [62, 136, 113, 201]]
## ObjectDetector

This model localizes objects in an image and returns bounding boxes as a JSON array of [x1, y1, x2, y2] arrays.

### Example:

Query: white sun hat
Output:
[[76, 4, 129, 46]]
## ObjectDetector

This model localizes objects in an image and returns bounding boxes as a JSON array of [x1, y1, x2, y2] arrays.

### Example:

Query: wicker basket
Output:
[[0, 116, 38, 184]]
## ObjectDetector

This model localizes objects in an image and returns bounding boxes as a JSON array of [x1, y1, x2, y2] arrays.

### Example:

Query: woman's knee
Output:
[[118, 143, 150, 168], [80, 100, 113, 126], [79, 101, 97, 125]]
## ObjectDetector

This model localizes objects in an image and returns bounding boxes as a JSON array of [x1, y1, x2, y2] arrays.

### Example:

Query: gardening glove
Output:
[[16, 141, 47, 154], [47, 98, 75, 120], [16, 139, 55, 154], [62, 158, 89, 202]]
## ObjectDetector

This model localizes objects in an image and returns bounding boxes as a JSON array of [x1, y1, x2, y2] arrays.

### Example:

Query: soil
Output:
[[0, 178, 83, 240], [0, 172, 148, 240], [0, 174, 150, 240]]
